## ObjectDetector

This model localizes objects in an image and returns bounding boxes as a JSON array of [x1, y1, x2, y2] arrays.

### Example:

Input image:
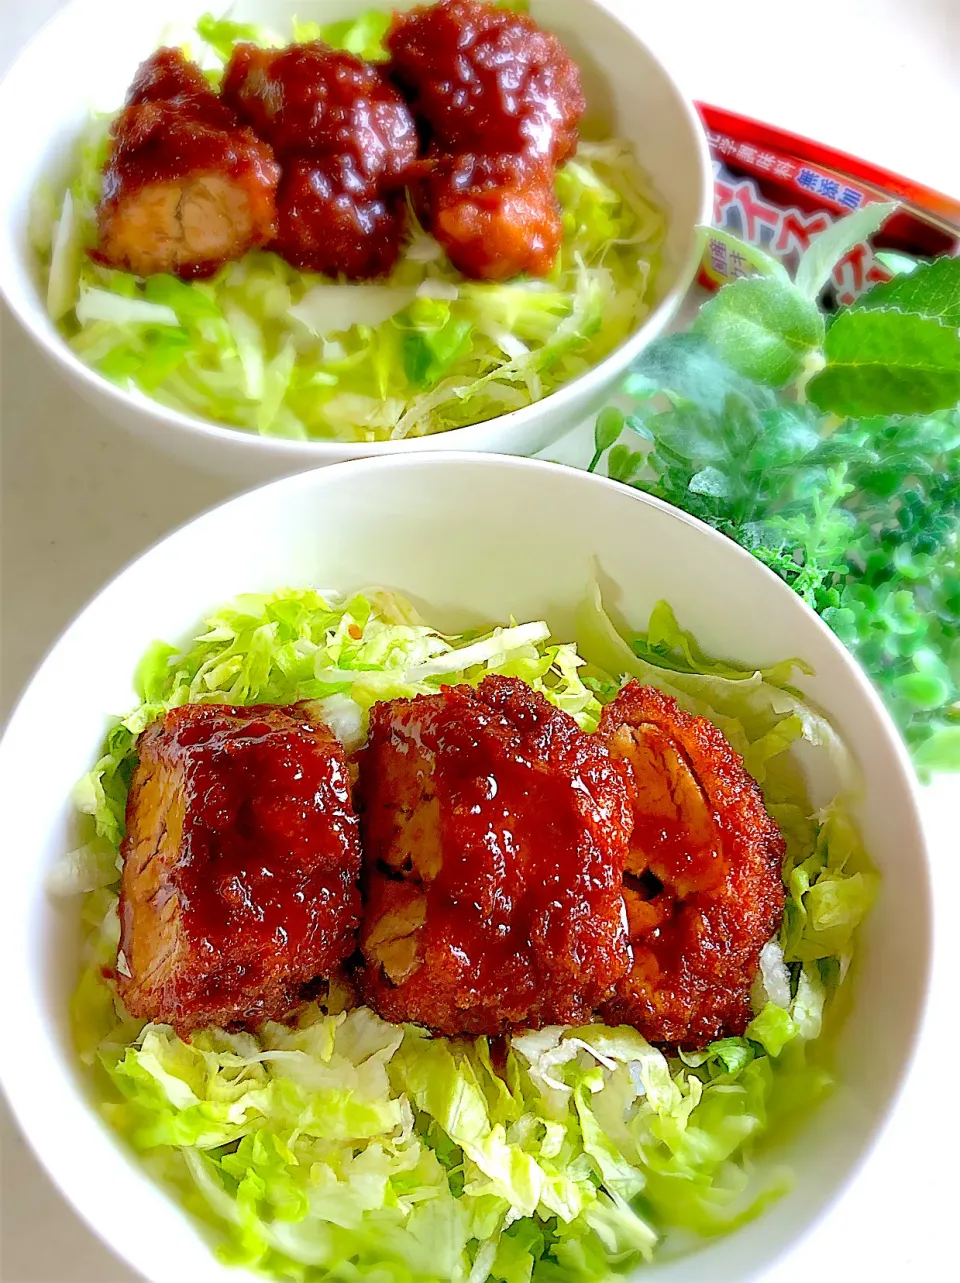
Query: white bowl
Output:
[[0, 0, 711, 480], [0, 455, 931, 1283]]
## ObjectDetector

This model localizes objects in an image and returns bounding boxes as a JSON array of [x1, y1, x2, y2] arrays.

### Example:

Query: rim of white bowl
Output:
[[0, 0, 714, 460], [0, 453, 934, 1283]]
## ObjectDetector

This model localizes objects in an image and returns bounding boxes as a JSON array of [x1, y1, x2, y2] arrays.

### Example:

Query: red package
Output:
[[697, 104, 960, 307]]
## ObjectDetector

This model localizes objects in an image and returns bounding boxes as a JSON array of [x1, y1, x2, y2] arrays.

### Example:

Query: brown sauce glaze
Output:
[[386, 0, 585, 281], [222, 42, 419, 185], [387, 0, 586, 163], [124, 46, 238, 129], [359, 676, 633, 1036], [273, 155, 407, 279], [94, 50, 279, 280], [221, 40, 418, 277], [172, 705, 358, 956], [118, 702, 361, 1034], [416, 148, 562, 280]]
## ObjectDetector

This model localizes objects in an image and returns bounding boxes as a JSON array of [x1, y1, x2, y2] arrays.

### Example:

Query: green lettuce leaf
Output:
[[68, 587, 612, 850]]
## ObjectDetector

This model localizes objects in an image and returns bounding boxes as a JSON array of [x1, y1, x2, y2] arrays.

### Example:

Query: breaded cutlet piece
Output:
[[598, 682, 786, 1048], [118, 702, 361, 1034], [93, 49, 279, 280], [358, 675, 633, 1036]]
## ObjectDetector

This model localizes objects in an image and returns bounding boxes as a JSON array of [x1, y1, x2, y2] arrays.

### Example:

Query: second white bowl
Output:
[[0, 0, 711, 478]]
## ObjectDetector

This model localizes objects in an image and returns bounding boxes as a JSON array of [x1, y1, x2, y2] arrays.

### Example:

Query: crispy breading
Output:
[[358, 675, 633, 1035], [118, 702, 361, 1034], [94, 50, 279, 280], [598, 682, 786, 1047], [416, 149, 562, 281]]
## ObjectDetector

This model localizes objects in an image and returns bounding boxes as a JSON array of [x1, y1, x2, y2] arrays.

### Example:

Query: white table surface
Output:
[[1, 2, 958, 1280]]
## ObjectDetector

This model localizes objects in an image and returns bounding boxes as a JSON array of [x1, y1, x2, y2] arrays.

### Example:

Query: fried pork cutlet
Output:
[[598, 682, 786, 1048], [93, 49, 279, 280], [358, 675, 633, 1036], [117, 702, 361, 1034], [387, 0, 586, 163]]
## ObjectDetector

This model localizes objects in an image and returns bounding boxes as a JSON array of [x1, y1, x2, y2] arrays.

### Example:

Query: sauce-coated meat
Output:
[[222, 42, 419, 185], [598, 684, 786, 1048], [387, 0, 585, 163], [418, 149, 562, 280], [94, 50, 279, 280], [387, 1, 583, 281], [222, 40, 417, 278], [273, 156, 406, 279], [118, 703, 361, 1035], [358, 675, 633, 1036], [124, 46, 236, 129]]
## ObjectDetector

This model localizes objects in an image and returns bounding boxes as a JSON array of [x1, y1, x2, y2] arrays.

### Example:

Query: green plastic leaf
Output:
[[604, 263, 959, 773], [689, 466, 737, 500], [912, 727, 960, 772], [701, 226, 790, 283], [892, 671, 951, 710], [874, 250, 921, 278], [606, 444, 647, 484], [807, 307, 960, 417], [694, 277, 826, 387], [593, 407, 626, 458], [628, 332, 776, 415], [850, 255, 960, 328], [793, 202, 896, 300]]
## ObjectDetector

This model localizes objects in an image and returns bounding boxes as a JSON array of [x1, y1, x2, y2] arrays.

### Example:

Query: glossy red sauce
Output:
[[624, 810, 726, 973], [94, 50, 280, 281], [222, 42, 419, 184], [100, 48, 277, 215], [387, 0, 586, 163], [125, 47, 239, 130], [166, 704, 361, 987], [360, 677, 633, 1034], [273, 156, 406, 278], [418, 148, 562, 280], [630, 803, 727, 901], [99, 103, 279, 204]]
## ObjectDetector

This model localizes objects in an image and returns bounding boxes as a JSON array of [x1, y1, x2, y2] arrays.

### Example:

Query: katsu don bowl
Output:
[[0, 455, 930, 1283], [0, 0, 710, 479]]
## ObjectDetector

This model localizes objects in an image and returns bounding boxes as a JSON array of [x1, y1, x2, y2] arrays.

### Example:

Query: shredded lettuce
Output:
[[36, 10, 664, 442], [70, 588, 604, 852], [64, 586, 873, 1281]]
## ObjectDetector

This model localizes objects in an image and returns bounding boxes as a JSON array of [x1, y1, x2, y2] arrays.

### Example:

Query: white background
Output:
[[1, 2, 958, 1280]]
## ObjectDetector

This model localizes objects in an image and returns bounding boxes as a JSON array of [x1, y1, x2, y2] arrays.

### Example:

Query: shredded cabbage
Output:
[[36, 9, 665, 442], [64, 585, 874, 1281]]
